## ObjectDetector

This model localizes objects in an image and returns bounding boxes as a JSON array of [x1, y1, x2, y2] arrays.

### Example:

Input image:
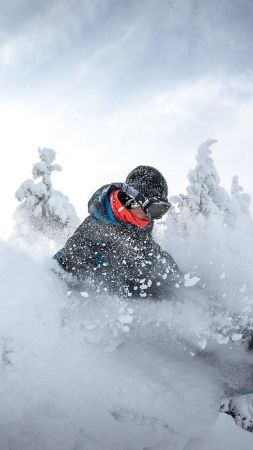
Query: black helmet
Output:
[[125, 165, 168, 199]]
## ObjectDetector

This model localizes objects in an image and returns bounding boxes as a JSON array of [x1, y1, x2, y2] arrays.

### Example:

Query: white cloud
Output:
[[0, 0, 111, 68]]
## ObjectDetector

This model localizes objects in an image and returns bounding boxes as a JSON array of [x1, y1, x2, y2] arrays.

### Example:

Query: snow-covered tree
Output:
[[166, 140, 232, 240], [228, 175, 252, 231], [164, 142, 253, 250], [186, 139, 232, 219], [14, 148, 79, 243], [231, 175, 251, 215]]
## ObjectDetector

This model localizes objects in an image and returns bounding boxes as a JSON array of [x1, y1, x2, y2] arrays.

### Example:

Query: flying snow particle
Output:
[[198, 339, 207, 350], [119, 315, 133, 324], [240, 284, 246, 293], [231, 333, 243, 342], [184, 273, 200, 287]]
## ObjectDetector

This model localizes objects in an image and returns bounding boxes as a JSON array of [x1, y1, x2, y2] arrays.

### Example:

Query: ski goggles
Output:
[[121, 183, 171, 219]]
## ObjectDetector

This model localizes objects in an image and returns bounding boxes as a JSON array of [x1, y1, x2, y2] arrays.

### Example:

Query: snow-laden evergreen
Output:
[[169, 140, 235, 229], [230, 175, 253, 231], [14, 148, 79, 244]]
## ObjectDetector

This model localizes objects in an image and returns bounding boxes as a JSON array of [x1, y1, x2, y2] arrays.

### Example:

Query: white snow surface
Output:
[[0, 231, 253, 450]]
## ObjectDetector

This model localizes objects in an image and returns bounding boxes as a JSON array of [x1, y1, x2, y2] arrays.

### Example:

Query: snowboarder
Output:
[[53, 166, 182, 298]]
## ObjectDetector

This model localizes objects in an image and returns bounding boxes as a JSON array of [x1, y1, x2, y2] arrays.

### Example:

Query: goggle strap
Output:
[[122, 183, 138, 198], [142, 199, 150, 208], [122, 183, 146, 205], [118, 197, 137, 212]]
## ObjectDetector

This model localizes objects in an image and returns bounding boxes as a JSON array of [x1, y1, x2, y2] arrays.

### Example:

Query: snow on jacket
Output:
[[53, 183, 182, 299]]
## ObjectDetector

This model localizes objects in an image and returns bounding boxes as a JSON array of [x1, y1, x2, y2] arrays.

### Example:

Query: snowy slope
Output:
[[0, 238, 252, 450]]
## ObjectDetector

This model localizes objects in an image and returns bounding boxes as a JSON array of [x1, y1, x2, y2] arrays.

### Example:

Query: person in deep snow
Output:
[[53, 166, 182, 298], [53, 166, 253, 432]]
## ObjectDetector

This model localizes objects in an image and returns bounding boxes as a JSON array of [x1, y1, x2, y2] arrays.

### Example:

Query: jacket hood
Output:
[[88, 183, 153, 230], [88, 183, 123, 225]]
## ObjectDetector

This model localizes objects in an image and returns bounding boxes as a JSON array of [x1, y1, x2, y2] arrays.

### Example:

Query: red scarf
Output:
[[110, 189, 150, 229]]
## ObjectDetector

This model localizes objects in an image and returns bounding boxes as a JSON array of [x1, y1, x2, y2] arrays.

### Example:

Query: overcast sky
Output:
[[1, 0, 253, 237]]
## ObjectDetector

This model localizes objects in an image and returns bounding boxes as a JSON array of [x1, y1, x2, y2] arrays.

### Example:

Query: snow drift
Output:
[[0, 240, 221, 450]]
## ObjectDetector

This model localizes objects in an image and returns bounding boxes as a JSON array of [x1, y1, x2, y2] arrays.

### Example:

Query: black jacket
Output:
[[54, 183, 182, 299]]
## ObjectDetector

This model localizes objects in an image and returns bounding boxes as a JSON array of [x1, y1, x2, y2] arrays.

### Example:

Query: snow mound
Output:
[[0, 241, 224, 450]]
